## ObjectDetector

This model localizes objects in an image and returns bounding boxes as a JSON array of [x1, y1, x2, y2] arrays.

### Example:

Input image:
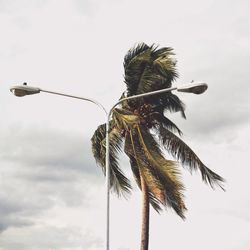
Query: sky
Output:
[[0, 0, 250, 249]]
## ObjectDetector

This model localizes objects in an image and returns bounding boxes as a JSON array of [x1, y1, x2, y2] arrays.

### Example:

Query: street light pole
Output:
[[10, 81, 208, 250]]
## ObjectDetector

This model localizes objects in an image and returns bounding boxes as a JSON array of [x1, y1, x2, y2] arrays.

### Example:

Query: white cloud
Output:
[[0, 126, 104, 241], [0, 225, 102, 250]]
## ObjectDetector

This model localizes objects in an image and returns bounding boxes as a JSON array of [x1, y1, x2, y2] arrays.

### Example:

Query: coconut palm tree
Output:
[[91, 43, 224, 250]]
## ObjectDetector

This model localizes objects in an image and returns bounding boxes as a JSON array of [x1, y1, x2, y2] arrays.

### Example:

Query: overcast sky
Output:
[[1, 0, 250, 249]]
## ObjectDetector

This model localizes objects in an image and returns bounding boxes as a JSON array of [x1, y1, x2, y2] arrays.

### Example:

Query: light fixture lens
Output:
[[10, 88, 26, 97], [10, 85, 40, 97], [177, 82, 208, 94]]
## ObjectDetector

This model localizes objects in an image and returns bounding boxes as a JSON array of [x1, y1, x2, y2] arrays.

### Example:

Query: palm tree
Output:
[[91, 43, 224, 250]]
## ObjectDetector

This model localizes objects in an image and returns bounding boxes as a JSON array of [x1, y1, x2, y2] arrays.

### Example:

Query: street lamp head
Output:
[[177, 82, 208, 94], [10, 83, 40, 97]]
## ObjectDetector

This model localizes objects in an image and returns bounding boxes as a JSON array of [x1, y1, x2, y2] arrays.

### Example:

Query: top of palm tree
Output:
[[91, 42, 225, 219], [124, 43, 178, 95], [123, 43, 186, 118]]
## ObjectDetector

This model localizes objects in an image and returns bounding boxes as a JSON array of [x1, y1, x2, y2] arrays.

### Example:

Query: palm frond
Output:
[[112, 108, 140, 131], [127, 152, 162, 212], [128, 130, 167, 211], [158, 93, 186, 119], [91, 123, 106, 167], [136, 66, 167, 95], [91, 123, 132, 196], [157, 125, 225, 190], [123, 43, 150, 69], [124, 125, 186, 218], [123, 43, 179, 110], [151, 47, 178, 84], [136, 126, 186, 218], [124, 43, 153, 97], [150, 112, 183, 136]]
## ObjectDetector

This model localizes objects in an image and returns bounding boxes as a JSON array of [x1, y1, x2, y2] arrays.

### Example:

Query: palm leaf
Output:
[[124, 43, 150, 70], [124, 43, 152, 97], [151, 46, 178, 84], [136, 64, 166, 95], [124, 132, 162, 212], [157, 125, 225, 190], [136, 126, 186, 218], [128, 130, 167, 210], [112, 108, 140, 131], [150, 112, 183, 136], [153, 93, 186, 119], [128, 153, 162, 212], [91, 123, 131, 195], [124, 126, 186, 218], [123, 43, 179, 110]]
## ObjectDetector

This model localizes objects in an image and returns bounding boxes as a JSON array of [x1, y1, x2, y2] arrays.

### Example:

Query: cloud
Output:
[[0, 126, 99, 175], [74, 0, 95, 15], [1, 0, 250, 249], [0, 183, 51, 233], [169, 35, 250, 143], [0, 126, 104, 234], [0, 225, 103, 250], [152, 0, 250, 144]]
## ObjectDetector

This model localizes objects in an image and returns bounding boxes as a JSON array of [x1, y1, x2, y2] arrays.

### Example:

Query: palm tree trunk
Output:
[[140, 176, 150, 250]]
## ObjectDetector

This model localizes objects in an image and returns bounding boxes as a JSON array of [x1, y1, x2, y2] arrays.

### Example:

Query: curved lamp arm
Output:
[[10, 83, 107, 115]]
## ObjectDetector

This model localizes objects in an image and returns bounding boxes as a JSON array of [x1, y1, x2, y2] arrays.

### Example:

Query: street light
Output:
[[10, 81, 208, 250], [177, 82, 208, 94], [10, 82, 208, 98], [10, 83, 40, 97]]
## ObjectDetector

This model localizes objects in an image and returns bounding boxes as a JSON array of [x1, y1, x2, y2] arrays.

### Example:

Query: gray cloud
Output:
[[0, 126, 99, 175], [0, 126, 103, 234], [160, 0, 250, 144], [170, 37, 250, 143], [0, 184, 51, 233]]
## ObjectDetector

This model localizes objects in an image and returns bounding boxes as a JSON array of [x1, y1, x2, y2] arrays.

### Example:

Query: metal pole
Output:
[[105, 112, 111, 250]]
